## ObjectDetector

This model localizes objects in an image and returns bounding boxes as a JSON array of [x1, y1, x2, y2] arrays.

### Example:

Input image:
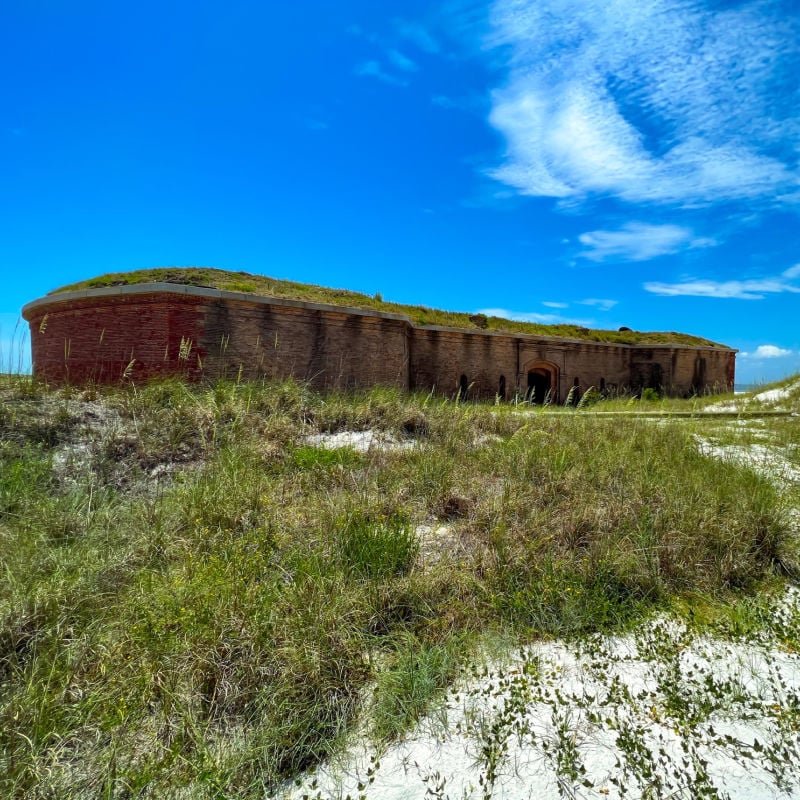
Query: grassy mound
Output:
[[51, 266, 726, 347], [0, 377, 788, 797]]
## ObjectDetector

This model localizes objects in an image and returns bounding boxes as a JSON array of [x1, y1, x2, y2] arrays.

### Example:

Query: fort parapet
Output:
[[22, 282, 736, 400]]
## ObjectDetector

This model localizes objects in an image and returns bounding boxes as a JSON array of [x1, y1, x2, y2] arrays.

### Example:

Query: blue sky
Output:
[[2, 0, 798, 384]]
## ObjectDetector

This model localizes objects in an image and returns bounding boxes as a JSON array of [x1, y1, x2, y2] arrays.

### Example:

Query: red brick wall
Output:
[[24, 294, 206, 384], [197, 299, 410, 389], [410, 328, 518, 399], [23, 286, 735, 395]]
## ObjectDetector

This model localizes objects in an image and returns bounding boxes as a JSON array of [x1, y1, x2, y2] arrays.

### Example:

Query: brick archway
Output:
[[523, 360, 559, 404]]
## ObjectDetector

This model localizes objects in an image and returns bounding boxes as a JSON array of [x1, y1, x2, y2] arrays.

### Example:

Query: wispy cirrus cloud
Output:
[[645, 264, 800, 300], [477, 307, 594, 326], [537, 298, 618, 312], [740, 345, 794, 359], [349, 18, 434, 89], [485, 0, 800, 207], [387, 49, 418, 72], [578, 222, 716, 262], [431, 94, 486, 113], [578, 298, 617, 311], [395, 19, 441, 54], [354, 60, 408, 87]]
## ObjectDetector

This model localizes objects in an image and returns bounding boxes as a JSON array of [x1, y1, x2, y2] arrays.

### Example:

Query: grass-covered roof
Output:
[[53, 267, 728, 348]]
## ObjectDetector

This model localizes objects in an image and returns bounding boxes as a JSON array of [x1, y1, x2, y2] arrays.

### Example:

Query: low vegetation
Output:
[[0, 374, 795, 798], [52, 267, 726, 347]]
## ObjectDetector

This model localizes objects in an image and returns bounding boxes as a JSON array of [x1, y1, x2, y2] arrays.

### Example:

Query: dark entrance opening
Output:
[[649, 363, 663, 391], [458, 374, 469, 402], [527, 370, 551, 404], [691, 357, 706, 395], [498, 375, 506, 401]]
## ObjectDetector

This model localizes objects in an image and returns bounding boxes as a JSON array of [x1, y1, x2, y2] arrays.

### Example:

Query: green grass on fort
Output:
[[53, 266, 727, 348]]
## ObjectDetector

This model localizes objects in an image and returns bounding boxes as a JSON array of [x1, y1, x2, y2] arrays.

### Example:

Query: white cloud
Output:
[[478, 307, 594, 326], [644, 266, 800, 300], [577, 222, 715, 262], [542, 301, 568, 309], [431, 94, 484, 113], [395, 20, 440, 54], [485, 0, 800, 206], [578, 298, 617, 311], [354, 60, 408, 87], [782, 264, 800, 280], [432, 95, 458, 109], [740, 345, 794, 359], [387, 49, 418, 72], [346, 24, 379, 45]]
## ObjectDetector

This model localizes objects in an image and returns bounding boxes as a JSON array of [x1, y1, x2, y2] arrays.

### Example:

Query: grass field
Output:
[[1, 374, 796, 798]]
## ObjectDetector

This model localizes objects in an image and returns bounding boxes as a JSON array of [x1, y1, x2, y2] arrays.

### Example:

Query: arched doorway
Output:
[[524, 361, 559, 404]]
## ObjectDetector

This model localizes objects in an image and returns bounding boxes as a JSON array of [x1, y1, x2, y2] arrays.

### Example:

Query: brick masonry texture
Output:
[[22, 284, 735, 398]]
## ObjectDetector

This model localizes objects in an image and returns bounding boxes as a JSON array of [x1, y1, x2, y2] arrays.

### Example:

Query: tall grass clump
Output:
[[335, 512, 418, 580], [0, 376, 793, 797], [0, 317, 31, 377]]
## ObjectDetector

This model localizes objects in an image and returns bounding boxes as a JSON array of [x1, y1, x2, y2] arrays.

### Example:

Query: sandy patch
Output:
[[705, 380, 800, 413], [752, 384, 798, 405], [304, 430, 417, 452], [286, 592, 800, 800], [694, 436, 800, 485]]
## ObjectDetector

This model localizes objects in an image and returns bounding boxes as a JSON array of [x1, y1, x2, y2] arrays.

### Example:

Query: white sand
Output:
[[705, 380, 800, 413], [694, 436, 800, 485], [304, 430, 417, 452], [285, 595, 800, 800]]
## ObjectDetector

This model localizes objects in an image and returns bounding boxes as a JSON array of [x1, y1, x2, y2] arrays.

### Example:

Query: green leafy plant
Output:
[[335, 511, 418, 580]]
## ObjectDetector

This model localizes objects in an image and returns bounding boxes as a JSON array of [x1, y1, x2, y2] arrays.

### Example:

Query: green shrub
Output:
[[335, 512, 418, 580], [290, 445, 363, 471]]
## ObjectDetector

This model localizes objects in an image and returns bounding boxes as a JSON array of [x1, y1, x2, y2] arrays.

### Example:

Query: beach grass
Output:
[[0, 375, 794, 797]]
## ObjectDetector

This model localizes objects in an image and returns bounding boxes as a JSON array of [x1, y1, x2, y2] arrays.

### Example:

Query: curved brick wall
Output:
[[22, 283, 735, 397]]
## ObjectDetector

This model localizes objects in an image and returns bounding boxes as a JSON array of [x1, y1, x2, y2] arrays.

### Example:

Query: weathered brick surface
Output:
[[198, 300, 409, 389], [410, 328, 518, 398], [24, 294, 206, 384], [22, 285, 735, 395]]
